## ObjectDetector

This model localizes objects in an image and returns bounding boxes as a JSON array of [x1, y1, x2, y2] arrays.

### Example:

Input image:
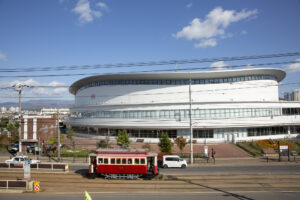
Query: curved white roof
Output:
[[69, 68, 286, 94]]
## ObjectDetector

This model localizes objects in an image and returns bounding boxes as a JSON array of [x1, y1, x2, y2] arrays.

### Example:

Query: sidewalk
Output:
[[1, 154, 299, 167], [190, 156, 300, 167]]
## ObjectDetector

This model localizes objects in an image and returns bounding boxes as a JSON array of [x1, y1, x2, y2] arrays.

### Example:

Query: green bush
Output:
[[51, 147, 95, 157]]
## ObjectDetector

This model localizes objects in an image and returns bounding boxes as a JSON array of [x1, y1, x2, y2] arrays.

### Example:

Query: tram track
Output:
[[1, 171, 300, 194]]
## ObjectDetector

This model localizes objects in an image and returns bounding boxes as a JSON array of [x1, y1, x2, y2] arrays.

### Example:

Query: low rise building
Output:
[[20, 114, 58, 152]]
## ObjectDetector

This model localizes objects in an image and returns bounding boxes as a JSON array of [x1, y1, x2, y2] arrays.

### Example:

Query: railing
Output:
[[0, 180, 33, 191], [0, 163, 68, 171]]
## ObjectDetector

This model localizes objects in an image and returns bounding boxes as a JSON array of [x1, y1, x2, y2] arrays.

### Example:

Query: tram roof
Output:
[[95, 148, 152, 155], [96, 153, 157, 157]]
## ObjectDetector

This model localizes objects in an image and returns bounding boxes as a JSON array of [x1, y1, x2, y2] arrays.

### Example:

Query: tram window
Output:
[[98, 158, 103, 164], [135, 158, 140, 165], [111, 158, 116, 164], [122, 158, 127, 164], [128, 159, 133, 164], [104, 158, 108, 164], [141, 158, 145, 164], [117, 158, 121, 164]]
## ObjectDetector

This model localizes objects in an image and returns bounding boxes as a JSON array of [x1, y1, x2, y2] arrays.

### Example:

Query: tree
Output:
[[67, 129, 74, 141], [48, 131, 65, 145], [158, 132, 173, 154], [117, 129, 130, 147], [14, 121, 20, 129], [6, 123, 15, 133], [0, 117, 9, 128], [0, 134, 9, 150], [174, 136, 187, 155], [97, 139, 109, 148], [6, 123, 18, 144]]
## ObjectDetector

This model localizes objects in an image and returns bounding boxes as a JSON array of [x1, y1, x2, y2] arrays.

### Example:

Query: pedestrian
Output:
[[211, 148, 216, 164]]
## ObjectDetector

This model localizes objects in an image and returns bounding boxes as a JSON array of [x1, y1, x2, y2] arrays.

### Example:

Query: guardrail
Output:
[[0, 180, 33, 191], [0, 163, 69, 172]]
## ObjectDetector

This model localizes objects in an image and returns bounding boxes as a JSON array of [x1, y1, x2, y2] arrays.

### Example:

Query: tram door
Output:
[[89, 155, 97, 173], [147, 157, 155, 174]]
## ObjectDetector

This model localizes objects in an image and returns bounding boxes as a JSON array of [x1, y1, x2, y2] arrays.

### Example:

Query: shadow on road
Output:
[[74, 169, 96, 179], [166, 175, 254, 200]]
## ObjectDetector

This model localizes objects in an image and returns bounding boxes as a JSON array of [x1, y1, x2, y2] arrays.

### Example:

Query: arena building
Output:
[[68, 68, 300, 143]]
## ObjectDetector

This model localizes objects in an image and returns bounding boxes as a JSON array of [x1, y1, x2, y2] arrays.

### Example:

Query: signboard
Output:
[[204, 146, 208, 158], [279, 145, 289, 156], [279, 145, 288, 150], [35, 146, 41, 152], [24, 160, 31, 180]]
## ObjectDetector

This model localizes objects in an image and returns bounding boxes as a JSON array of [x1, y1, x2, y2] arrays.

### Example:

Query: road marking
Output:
[[45, 190, 300, 195]]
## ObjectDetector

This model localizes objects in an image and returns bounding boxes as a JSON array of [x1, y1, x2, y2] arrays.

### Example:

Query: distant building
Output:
[[41, 108, 70, 115], [20, 114, 57, 153], [1, 107, 7, 113], [9, 107, 19, 113], [284, 92, 294, 101], [293, 90, 300, 101]]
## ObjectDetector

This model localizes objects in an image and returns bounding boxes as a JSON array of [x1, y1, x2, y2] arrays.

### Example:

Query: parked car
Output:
[[162, 155, 187, 168], [5, 155, 40, 164], [11, 143, 19, 152]]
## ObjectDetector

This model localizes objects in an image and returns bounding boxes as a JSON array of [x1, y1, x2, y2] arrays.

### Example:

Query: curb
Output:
[[0, 189, 24, 194]]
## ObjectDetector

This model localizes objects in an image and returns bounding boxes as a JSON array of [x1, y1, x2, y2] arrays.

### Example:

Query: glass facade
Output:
[[77, 75, 277, 93], [71, 128, 178, 138], [71, 126, 300, 138], [247, 126, 300, 136], [282, 108, 300, 115], [193, 129, 213, 138], [73, 107, 282, 120]]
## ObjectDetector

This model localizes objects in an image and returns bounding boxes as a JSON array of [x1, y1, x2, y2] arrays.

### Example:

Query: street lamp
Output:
[[189, 75, 193, 164], [12, 83, 29, 153]]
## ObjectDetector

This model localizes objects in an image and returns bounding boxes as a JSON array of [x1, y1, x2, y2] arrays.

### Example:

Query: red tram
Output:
[[88, 148, 158, 179]]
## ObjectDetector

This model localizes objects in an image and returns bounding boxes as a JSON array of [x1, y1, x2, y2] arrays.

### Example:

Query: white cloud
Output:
[[97, 2, 109, 11], [0, 52, 7, 61], [241, 30, 247, 35], [194, 39, 217, 48], [0, 79, 68, 98], [72, 0, 104, 24], [210, 61, 228, 70], [186, 3, 192, 8], [285, 58, 300, 73], [174, 7, 258, 48], [53, 88, 68, 94]]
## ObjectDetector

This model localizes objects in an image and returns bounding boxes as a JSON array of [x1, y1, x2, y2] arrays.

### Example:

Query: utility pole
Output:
[[57, 110, 61, 162], [13, 84, 29, 153], [189, 76, 193, 164], [38, 137, 40, 160]]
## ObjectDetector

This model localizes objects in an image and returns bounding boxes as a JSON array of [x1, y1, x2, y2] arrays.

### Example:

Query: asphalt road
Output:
[[1, 191, 300, 200], [69, 163, 300, 175], [161, 164, 300, 175], [1, 157, 300, 199]]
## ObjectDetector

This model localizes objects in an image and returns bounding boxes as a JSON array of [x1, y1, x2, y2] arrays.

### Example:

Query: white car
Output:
[[5, 156, 40, 164], [162, 155, 187, 168]]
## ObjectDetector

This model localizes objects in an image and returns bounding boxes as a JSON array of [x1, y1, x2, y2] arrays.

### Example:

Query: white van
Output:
[[162, 155, 187, 168]]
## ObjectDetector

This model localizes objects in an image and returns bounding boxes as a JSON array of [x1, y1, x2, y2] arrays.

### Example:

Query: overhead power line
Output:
[[1, 81, 300, 99], [0, 51, 299, 73], [0, 60, 299, 79]]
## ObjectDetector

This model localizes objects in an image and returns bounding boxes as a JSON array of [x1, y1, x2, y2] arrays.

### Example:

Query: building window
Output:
[[193, 129, 213, 138], [77, 75, 278, 92]]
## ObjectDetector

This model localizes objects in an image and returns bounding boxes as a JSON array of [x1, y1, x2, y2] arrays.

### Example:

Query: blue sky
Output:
[[0, 0, 300, 102]]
